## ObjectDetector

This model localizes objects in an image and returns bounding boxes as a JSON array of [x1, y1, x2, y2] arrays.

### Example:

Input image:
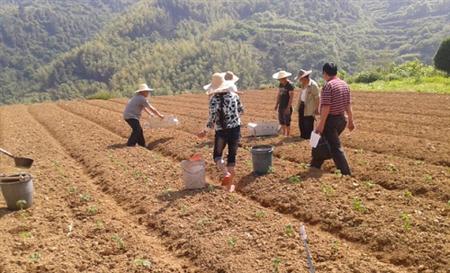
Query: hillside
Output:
[[1, 0, 449, 104]]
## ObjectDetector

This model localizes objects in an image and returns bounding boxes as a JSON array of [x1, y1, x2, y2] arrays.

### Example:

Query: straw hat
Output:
[[294, 69, 312, 80], [224, 71, 239, 83], [203, 73, 235, 95], [272, 70, 292, 80], [135, 83, 154, 93]]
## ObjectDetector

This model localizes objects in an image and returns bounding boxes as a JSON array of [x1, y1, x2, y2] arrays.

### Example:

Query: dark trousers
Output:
[[213, 126, 241, 167], [298, 102, 315, 139], [310, 115, 351, 175], [125, 119, 145, 147]]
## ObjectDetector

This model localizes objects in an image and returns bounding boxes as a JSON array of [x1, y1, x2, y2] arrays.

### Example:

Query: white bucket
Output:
[[181, 160, 206, 190], [247, 121, 280, 137]]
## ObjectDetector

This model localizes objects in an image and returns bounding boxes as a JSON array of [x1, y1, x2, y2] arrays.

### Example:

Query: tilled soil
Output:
[[0, 90, 449, 273]]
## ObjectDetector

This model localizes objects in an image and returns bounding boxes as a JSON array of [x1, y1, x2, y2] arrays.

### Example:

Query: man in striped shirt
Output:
[[311, 63, 355, 175]]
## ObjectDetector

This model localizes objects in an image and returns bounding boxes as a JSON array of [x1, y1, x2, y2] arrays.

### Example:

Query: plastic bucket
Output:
[[0, 174, 33, 210], [251, 145, 274, 175], [181, 160, 206, 190]]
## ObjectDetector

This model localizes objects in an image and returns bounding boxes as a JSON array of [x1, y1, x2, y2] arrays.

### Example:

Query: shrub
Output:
[[87, 91, 117, 100], [434, 37, 450, 75], [354, 71, 383, 83]]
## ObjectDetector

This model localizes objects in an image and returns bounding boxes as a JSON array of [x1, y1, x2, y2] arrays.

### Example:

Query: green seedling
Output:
[[356, 149, 364, 154], [246, 160, 252, 169], [29, 252, 40, 262], [86, 205, 98, 215], [16, 200, 27, 210], [19, 231, 32, 239], [447, 200, 450, 207], [196, 217, 211, 227], [79, 193, 91, 202], [272, 257, 282, 273], [268, 166, 274, 174], [207, 184, 216, 192], [400, 213, 412, 231], [404, 190, 413, 200], [352, 198, 367, 213], [67, 186, 77, 194], [179, 204, 189, 216], [227, 237, 237, 248], [288, 175, 302, 185], [112, 234, 125, 250], [387, 163, 398, 172], [363, 180, 375, 189], [322, 185, 335, 198], [334, 170, 343, 178], [331, 240, 340, 255], [134, 258, 152, 268], [95, 220, 105, 230], [285, 224, 294, 237], [132, 170, 144, 180], [424, 174, 433, 182], [299, 163, 309, 169], [255, 210, 266, 219]]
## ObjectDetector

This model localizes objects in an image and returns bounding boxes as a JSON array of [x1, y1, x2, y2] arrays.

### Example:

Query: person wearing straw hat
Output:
[[273, 70, 294, 137], [199, 73, 244, 192], [123, 83, 164, 147], [204, 71, 242, 98], [295, 69, 320, 139]]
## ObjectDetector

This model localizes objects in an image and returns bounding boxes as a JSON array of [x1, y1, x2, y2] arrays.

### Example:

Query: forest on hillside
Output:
[[1, 0, 449, 104]]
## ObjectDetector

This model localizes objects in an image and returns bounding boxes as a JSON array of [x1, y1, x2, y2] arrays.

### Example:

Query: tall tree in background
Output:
[[434, 38, 450, 75]]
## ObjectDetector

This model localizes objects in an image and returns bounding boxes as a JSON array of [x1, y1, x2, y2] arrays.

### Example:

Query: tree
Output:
[[434, 38, 450, 75]]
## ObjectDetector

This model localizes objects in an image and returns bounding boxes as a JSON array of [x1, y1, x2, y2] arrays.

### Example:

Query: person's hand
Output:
[[197, 130, 207, 138], [159, 114, 165, 120], [315, 123, 325, 135], [348, 119, 355, 132]]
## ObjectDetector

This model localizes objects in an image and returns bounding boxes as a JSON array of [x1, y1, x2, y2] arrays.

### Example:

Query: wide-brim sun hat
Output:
[[203, 73, 235, 95], [224, 71, 239, 83], [135, 83, 154, 93], [272, 70, 292, 80], [294, 69, 312, 80]]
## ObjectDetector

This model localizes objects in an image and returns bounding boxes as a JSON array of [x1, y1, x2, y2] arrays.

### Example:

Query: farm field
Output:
[[0, 90, 449, 273]]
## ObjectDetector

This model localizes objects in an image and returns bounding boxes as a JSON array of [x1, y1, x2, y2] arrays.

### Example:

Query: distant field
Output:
[[350, 76, 450, 94], [0, 91, 449, 272]]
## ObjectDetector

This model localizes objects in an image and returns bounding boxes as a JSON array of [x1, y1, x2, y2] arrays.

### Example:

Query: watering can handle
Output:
[[0, 148, 14, 158]]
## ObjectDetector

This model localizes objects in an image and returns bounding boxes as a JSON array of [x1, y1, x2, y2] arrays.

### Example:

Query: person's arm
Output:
[[144, 108, 155, 117], [285, 89, 294, 114], [312, 85, 320, 115], [345, 87, 355, 131], [315, 84, 331, 134], [345, 104, 355, 131], [146, 104, 164, 119], [198, 97, 217, 138]]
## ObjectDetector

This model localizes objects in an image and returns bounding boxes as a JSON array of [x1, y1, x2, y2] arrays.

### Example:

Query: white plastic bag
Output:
[[143, 115, 179, 129]]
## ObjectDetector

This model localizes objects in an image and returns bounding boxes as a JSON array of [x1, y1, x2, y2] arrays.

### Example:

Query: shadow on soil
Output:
[[0, 207, 13, 219], [107, 143, 129, 150], [147, 137, 174, 149]]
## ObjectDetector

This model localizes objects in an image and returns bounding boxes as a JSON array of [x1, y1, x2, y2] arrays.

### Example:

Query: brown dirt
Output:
[[0, 90, 448, 273]]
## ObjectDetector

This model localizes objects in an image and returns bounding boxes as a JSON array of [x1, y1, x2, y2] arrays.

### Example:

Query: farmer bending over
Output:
[[123, 83, 164, 147]]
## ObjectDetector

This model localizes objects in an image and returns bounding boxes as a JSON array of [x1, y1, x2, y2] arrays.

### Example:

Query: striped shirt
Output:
[[320, 77, 351, 115]]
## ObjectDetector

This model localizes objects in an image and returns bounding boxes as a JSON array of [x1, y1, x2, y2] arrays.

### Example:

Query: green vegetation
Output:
[[1, 0, 449, 104], [288, 175, 302, 185], [272, 257, 282, 273], [352, 198, 367, 213], [134, 258, 152, 268], [350, 61, 450, 93], [284, 224, 294, 237], [400, 212, 412, 231], [227, 237, 237, 248]]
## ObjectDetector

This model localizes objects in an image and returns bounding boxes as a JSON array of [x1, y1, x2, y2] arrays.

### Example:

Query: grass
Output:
[[288, 175, 302, 185], [400, 212, 412, 231], [134, 258, 152, 268], [352, 198, 367, 213], [351, 76, 450, 94]]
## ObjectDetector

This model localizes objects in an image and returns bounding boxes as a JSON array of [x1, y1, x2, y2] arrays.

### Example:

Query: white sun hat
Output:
[[294, 69, 313, 80], [272, 70, 292, 80], [203, 73, 235, 95], [135, 83, 154, 93]]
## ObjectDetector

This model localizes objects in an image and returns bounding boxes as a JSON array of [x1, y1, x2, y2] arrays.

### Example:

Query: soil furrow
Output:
[[56, 101, 449, 272], [86, 100, 450, 203], [0, 105, 196, 273]]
